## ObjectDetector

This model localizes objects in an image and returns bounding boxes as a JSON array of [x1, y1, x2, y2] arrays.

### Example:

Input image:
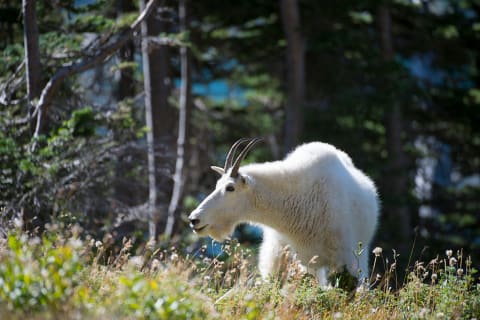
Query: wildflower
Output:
[[122, 238, 133, 251], [389, 262, 397, 272], [103, 233, 113, 245], [145, 238, 155, 250], [333, 312, 343, 319], [151, 258, 161, 271], [68, 238, 83, 249], [95, 240, 103, 248], [431, 273, 438, 283], [154, 298, 164, 311], [415, 261, 425, 272], [41, 267, 49, 278], [13, 217, 23, 228], [372, 247, 383, 257], [466, 256, 472, 268], [129, 256, 144, 268], [28, 236, 41, 246], [449, 257, 457, 267], [436, 312, 445, 318], [457, 268, 463, 277], [445, 250, 453, 258], [244, 293, 254, 301], [71, 224, 83, 237], [419, 307, 429, 319], [170, 253, 179, 262]]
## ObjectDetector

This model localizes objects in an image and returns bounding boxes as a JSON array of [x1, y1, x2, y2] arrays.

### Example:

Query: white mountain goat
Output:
[[188, 138, 379, 285]]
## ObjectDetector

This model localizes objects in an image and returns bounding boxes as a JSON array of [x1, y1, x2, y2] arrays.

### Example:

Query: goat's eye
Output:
[[226, 185, 235, 192]]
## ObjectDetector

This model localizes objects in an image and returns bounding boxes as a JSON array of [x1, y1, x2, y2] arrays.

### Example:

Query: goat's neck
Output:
[[243, 168, 296, 233]]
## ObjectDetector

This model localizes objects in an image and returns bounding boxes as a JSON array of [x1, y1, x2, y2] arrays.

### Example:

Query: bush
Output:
[[0, 231, 83, 312], [0, 228, 478, 319]]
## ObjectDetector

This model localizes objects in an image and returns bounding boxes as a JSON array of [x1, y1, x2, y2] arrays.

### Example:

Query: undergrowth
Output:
[[0, 225, 478, 319]]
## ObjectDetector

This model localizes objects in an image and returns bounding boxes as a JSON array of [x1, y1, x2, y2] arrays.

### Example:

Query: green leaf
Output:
[[349, 11, 373, 24]]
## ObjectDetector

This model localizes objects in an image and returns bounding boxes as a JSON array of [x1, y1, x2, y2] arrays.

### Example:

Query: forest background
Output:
[[1, 0, 479, 293]]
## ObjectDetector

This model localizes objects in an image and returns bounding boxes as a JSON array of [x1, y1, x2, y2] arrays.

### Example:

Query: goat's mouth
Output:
[[192, 224, 209, 233]]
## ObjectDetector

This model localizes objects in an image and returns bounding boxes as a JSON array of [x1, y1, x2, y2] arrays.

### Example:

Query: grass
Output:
[[0, 226, 478, 319]]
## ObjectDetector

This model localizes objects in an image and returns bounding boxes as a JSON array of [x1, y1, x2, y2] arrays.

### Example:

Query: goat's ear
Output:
[[210, 166, 225, 175]]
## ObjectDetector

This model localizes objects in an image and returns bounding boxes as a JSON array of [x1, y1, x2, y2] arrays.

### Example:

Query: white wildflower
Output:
[[449, 257, 457, 267], [419, 307, 429, 319], [170, 253, 179, 262], [372, 247, 383, 257]]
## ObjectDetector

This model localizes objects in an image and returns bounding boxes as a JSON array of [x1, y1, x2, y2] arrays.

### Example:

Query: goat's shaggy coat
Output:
[[189, 141, 379, 285]]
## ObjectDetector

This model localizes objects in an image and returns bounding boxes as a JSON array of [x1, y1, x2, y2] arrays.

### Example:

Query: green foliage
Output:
[[397, 258, 479, 318], [1, 44, 24, 71], [116, 272, 214, 320], [0, 100, 143, 231], [435, 25, 460, 39], [64, 107, 96, 137], [0, 232, 83, 312], [0, 228, 478, 319], [0, 132, 21, 200], [40, 32, 84, 58], [183, 195, 200, 213], [349, 11, 373, 24], [72, 14, 116, 33], [0, 117, 32, 209]]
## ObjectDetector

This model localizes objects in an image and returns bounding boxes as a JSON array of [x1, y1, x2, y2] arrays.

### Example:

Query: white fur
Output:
[[189, 142, 379, 285]]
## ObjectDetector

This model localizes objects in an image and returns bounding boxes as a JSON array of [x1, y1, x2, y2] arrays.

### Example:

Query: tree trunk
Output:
[[22, 0, 42, 133], [378, 2, 411, 246], [114, 0, 137, 204], [280, 0, 305, 154], [140, 0, 174, 240], [165, 0, 191, 238], [116, 0, 136, 100]]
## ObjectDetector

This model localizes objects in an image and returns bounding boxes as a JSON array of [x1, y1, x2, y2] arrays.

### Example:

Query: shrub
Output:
[[0, 231, 83, 312], [0, 228, 478, 319]]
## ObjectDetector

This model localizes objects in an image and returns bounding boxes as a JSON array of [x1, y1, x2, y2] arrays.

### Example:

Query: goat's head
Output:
[[188, 138, 262, 241]]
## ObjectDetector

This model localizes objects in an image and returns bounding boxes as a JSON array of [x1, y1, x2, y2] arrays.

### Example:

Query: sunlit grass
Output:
[[0, 226, 478, 319]]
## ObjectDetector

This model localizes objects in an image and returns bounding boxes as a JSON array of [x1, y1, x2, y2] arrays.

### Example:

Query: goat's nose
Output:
[[189, 218, 200, 227]]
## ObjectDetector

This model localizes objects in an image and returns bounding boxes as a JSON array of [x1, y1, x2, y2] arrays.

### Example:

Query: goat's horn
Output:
[[230, 138, 263, 178], [224, 138, 252, 172]]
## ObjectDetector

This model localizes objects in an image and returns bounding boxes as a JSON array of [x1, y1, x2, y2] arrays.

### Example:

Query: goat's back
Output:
[[284, 142, 378, 217]]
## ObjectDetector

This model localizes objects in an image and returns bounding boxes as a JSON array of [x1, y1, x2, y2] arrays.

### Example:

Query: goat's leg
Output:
[[258, 227, 288, 280], [337, 242, 370, 286]]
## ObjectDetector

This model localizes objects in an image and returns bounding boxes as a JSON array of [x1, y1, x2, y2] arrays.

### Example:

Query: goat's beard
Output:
[[208, 221, 235, 242]]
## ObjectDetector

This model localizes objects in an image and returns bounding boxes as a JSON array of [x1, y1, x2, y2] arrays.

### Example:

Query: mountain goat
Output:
[[189, 138, 379, 285]]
